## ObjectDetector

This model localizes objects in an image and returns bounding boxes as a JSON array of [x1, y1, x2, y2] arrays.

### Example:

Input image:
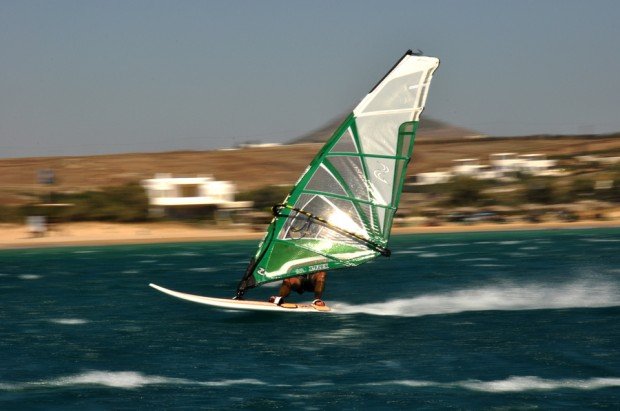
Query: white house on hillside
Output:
[[412, 152, 564, 186], [452, 158, 498, 180], [517, 154, 560, 176], [411, 171, 453, 185], [142, 174, 252, 218], [489, 153, 521, 175], [452, 158, 480, 176]]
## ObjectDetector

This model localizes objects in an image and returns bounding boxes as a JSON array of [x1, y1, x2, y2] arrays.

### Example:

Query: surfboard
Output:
[[149, 283, 331, 312]]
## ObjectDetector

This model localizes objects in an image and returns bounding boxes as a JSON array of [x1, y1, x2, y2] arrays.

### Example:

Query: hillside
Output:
[[1, 132, 620, 206], [292, 115, 482, 144]]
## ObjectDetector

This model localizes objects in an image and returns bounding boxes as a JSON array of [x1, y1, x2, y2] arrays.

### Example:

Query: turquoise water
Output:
[[1, 228, 619, 409]]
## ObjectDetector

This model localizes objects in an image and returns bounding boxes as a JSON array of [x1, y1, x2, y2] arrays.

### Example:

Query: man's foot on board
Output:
[[268, 296, 283, 305], [312, 299, 325, 307]]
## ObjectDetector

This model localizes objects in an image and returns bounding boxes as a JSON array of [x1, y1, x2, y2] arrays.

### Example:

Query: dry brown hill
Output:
[[2, 132, 620, 206], [292, 115, 482, 144]]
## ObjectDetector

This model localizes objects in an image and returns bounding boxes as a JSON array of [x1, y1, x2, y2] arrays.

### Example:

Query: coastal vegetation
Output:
[[2, 183, 149, 223], [0, 134, 619, 226]]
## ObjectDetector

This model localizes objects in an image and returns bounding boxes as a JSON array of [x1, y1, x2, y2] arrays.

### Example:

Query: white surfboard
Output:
[[149, 283, 331, 313]]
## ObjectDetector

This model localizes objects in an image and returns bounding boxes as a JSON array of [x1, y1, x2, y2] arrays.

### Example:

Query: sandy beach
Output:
[[1, 219, 619, 249]]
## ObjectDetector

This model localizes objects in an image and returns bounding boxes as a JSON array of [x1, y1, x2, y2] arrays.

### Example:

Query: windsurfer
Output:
[[269, 271, 327, 306]]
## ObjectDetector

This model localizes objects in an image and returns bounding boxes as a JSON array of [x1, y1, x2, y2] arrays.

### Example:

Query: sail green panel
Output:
[[248, 119, 419, 287], [252, 238, 378, 284]]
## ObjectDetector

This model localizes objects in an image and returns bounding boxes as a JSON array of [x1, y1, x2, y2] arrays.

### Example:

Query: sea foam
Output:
[[18, 274, 41, 280], [331, 281, 620, 317], [0, 371, 266, 390], [367, 376, 620, 392], [48, 318, 89, 325]]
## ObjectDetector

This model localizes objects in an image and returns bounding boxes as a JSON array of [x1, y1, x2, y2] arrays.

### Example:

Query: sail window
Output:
[[327, 156, 370, 202], [305, 164, 348, 197], [329, 127, 358, 153]]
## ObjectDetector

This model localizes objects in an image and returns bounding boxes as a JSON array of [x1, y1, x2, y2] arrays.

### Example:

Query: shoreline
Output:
[[1, 219, 619, 250]]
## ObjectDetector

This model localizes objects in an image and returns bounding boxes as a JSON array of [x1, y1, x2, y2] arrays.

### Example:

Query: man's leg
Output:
[[270, 277, 301, 304], [312, 272, 326, 305]]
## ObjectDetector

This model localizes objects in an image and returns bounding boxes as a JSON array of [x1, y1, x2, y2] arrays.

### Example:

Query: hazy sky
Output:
[[1, 0, 619, 158]]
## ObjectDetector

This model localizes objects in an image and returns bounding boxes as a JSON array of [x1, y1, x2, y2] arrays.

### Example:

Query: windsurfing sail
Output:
[[236, 50, 439, 297]]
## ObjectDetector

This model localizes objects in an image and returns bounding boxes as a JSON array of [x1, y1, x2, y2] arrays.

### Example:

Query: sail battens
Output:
[[272, 203, 389, 256], [300, 190, 398, 211], [326, 152, 411, 160], [236, 52, 439, 294]]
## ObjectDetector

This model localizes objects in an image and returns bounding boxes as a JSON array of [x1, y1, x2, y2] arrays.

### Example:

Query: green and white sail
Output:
[[236, 51, 439, 295]]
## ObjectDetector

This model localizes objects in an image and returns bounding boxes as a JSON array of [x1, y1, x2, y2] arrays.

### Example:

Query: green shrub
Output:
[[51, 183, 149, 222], [0, 205, 22, 223], [445, 176, 487, 206], [523, 178, 556, 204]]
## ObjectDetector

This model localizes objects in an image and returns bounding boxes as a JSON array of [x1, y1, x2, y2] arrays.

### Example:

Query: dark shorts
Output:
[[293, 274, 316, 294]]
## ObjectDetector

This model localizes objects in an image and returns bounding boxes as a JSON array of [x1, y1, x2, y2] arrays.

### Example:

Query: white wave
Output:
[[18, 274, 41, 280], [300, 381, 334, 387], [430, 243, 467, 247], [506, 252, 528, 257], [331, 281, 620, 317], [198, 378, 265, 387], [417, 252, 461, 258], [188, 267, 219, 273], [582, 238, 620, 243], [322, 327, 364, 341], [0, 371, 266, 391], [48, 318, 89, 325], [122, 270, 140, 274], [367, 376, 620, 392], [460, 376, 620, 392]]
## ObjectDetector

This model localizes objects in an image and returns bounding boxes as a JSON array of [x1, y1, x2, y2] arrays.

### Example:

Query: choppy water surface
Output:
[[1, 228, 619, 409]]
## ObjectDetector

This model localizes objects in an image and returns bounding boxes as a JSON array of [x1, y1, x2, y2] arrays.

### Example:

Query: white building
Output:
[[489, 153, 521, 174], [576, 155, 620, 166], [411, 171, 453, 185], [452, 158, 499, 180], [412, 152, 564, 186], [142, 174, 252, 218], [452, 158, 481, 176], [489, 152, 562, 177], [517, 154, 559, 176]]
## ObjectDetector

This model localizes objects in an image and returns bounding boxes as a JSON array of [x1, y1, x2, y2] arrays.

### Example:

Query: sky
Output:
[[1, 0, 619, 158]]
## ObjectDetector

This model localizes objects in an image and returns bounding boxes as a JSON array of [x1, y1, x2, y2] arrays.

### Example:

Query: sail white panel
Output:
[[354, 55, 439, 122], [362, 72, 423, 114], [355, 112, 410, 157], [364, 156, 396, 207]]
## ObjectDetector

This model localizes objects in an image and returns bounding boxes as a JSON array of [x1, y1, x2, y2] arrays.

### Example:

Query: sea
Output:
[[1, 228, 619, 410]]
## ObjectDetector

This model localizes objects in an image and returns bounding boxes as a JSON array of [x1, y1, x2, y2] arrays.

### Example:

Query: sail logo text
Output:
[[308, 263, 328, 271]]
